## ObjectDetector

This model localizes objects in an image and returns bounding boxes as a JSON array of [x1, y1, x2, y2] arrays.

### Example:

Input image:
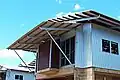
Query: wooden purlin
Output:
[[26, 22, 65, 49], [57, 17, 66, 21], [7, 21, 47, 49], [63, 16, 72, 21], [83, 11, 120, 26], [90, 10, 120, 24], [8, 10, 120, 52], [19, 21, 55, 50], [68, 15, 80, 19]]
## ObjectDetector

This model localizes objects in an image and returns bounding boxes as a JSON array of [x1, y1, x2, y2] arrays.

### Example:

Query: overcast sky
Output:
[[0, 0, 120, 67]]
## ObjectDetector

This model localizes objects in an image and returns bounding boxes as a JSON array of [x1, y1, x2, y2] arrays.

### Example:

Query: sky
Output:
[[0, 0, 120, 67]]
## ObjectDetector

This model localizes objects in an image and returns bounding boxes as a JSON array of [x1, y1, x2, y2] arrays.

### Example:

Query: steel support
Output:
[[45, 30, 72, 65], [14, 50, 32, 72], [40, 27, 70, 31], [66, 15, 100, 23], [49, 40, 52, 68]]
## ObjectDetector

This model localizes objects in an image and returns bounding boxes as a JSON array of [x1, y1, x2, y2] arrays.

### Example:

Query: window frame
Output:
[[60, 36, 75, 67], [15, 75, 19, 79], [15, 75, 23, 80], [102, 39, 119, 55], [102, 39, 110, 53], [111, 41, 119, 55]]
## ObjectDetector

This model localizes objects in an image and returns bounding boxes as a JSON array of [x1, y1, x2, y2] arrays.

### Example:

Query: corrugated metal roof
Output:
[[8, 10, 120, 52]]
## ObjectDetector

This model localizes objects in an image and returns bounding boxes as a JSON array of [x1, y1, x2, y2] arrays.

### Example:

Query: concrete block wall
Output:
[[74, 68, 94, 80]]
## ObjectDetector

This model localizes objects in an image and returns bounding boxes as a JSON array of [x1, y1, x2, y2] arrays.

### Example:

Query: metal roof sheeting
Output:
[[8, 10, 120, 52]]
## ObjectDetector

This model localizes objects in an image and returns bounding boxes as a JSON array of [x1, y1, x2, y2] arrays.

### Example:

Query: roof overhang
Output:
[[8, 10, 120, 52], [8, 21, 81, 52], [49, 10, 120, 31]]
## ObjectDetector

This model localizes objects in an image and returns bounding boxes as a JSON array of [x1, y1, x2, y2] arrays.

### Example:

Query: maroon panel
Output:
[[38, 41, 50, 70], [51, 40, 60, 68], [37, 39, 60, 71], [112, 77, 120, 80]]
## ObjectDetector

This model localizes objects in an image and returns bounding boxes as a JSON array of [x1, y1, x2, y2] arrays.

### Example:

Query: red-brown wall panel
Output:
[[38, 41, 50, 70], [37, 40, 60, 71]]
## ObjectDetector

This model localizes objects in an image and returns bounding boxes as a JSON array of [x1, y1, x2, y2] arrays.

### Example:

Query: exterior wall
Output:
[[36, 23, 93, 70], [36, 23, 120, 80], [37, 39, 60, 71], [75, 26, 84, 67], [75, 23, 92, 68], [38, 41, 50, 70], [36, 29, 76, 80], [5, 70, 35, 80], [74, 68, 95, 80], [92, 24, 120, 70], [36, 22, 120, 72], [75, 23, 120, 70]]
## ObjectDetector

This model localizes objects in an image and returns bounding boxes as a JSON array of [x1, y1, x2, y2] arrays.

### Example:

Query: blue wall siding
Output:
[[6, 70, 35, 80], [92, 24, 120, 70], [75, 27, 84, 67], [75, 23, 92, 68]]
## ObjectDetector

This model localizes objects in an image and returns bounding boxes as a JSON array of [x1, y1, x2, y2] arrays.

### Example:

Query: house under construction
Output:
[[8, 10, 120, 80]]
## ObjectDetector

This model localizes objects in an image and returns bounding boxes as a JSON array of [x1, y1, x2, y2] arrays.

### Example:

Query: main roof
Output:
[[8, 10, 120, 52]]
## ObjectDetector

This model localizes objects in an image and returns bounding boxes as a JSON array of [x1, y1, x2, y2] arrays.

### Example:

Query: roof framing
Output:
[[8, 10, 120, 52]]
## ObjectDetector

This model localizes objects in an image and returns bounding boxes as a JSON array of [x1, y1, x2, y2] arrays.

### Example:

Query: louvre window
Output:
[[111, 41, 119, 55], [102, 39, 110, 53], [102, 39, 119, 55], [15, 75, 19, 79], [20, 75, 23, 80], [15, 75, 23, 80], [61, 36, 75, 66]]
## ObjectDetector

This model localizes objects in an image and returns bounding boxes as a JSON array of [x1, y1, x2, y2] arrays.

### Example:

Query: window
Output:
[[102, 39, 110, 53], [111, 41, 119, 55], [102, 39, 119, 55], [60, 36, 75, 66], [15, 75, 23, 80], [15, 75, 19, 79]]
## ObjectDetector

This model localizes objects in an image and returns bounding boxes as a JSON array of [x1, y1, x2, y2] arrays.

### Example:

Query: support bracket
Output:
[[43, 29, 72, 65], [40, 27, 70, 31]]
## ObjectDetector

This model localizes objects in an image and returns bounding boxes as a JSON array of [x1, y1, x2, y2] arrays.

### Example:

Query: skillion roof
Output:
[[8, 10, 120, 52]]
